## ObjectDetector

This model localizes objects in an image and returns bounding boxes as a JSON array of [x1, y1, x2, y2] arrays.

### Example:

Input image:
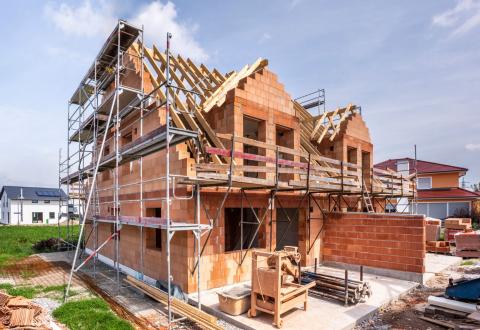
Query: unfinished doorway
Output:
[[275, 208, 299, 250]]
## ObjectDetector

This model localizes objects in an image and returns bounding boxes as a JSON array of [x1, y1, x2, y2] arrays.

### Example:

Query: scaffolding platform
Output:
[[70, 20, 143, 105], [62, 125, 198, 183], [97, 86, 143, 115], [69, 113, 108, 143], [90, 215, 211, 231], [98, 125, 198, 169]]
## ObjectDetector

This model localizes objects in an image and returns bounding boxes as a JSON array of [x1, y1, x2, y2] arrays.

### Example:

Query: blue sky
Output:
[[0, 0, 479, 187]]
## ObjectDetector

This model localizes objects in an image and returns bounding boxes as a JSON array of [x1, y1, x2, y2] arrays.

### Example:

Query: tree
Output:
[[472, 182, 480, 192]]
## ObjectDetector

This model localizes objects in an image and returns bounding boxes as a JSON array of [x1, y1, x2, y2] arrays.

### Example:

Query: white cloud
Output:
[[466, 143, 480, 151], [289, 0, 302, 10], [131, 1, 208, 62], [44, 0, 116, 37], [432, 0, 480, 37], [258, 32, 271, 44], [44, 0, 209, 61]]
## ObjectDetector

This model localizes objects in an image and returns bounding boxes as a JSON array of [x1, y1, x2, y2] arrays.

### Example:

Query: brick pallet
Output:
[[445, 218, 472, 230], [455, 231, 480, 258]]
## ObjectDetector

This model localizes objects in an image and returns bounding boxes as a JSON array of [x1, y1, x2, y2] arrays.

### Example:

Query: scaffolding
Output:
[[60, 21, 213, 328], [60, 19, 416, 329]]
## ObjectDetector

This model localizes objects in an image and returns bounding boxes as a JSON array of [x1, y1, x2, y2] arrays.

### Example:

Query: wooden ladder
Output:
[[362, 178, 374, 213]]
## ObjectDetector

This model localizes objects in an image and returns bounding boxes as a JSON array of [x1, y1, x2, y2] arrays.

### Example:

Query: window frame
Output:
[[417, 176, 432, 190], [32, 212, 43, 223]]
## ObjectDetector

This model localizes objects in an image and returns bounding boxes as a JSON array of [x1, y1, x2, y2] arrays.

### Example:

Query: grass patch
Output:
[[0, 283, 38, 299], [0, 225, 79, 268], [461, 259, 478, 266], [42, 284, 67, 293], [53, 298, 133, 330], [0, 283, 77, 299]]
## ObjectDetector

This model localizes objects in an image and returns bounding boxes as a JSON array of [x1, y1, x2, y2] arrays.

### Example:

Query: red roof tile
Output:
[[417, 188, 480, 200], [374, 158, 467, 175]]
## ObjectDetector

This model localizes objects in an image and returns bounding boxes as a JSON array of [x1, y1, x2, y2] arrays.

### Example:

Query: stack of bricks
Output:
[[424, 218, 450, 253], [425, 218, 441, 241], [455, 231, 480, 258], [323, 212, 426, 274], [426, 240, 450, 253], [445, 218, 472, 244]]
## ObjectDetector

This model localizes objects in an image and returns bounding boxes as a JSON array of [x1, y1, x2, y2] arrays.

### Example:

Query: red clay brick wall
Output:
[[323, 212, 426, 273]]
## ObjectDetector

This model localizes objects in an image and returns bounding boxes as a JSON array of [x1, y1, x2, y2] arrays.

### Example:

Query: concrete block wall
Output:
[[323, 212, 426, 274]]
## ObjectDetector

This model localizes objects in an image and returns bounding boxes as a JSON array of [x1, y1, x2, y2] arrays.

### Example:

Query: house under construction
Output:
[[60, 20, 426, 327]]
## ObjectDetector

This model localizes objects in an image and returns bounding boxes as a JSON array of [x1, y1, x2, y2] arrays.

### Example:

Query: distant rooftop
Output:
[[417, 187, 480, 200], [0, 186, 67, 201], [374, 158, 468, 175]]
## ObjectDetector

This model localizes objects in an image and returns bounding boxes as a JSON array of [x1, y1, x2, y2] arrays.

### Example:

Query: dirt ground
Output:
[[356, 262, 480, 330]]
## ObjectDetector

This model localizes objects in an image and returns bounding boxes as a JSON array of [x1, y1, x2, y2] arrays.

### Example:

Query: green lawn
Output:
[[0, 283, 76, 300], [0, 225, 79, 268], [53, 298, 133, 330]]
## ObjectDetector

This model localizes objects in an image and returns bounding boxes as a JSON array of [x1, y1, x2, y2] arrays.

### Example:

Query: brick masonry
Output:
[[85, 58, 404, 294], [323, 212, 426, 273]]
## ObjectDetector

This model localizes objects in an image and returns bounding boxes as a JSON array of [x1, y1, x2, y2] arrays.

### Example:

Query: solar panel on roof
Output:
[[36, 190, 61, 197]]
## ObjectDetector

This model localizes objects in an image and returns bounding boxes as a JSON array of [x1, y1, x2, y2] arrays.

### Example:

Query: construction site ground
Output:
[[188, 253, 461, 330], [0, 251, 463, 330], [356, 256, 479, 330], [38, 251, 240, 330]]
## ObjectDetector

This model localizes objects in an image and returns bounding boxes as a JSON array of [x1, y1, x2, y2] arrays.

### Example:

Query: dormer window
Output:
[[396, 160, 409, 173]]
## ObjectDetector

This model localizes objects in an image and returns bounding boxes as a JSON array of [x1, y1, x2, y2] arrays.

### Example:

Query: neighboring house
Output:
[[375, 158, 480, 219], [0, 186, 68, 225]]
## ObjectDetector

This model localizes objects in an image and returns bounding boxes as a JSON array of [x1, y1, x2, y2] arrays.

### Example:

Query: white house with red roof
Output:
[[375, 158, 480, 219]]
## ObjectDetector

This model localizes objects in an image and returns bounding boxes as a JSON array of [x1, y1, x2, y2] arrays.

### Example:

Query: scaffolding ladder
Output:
[[362, 178, 374, 213]]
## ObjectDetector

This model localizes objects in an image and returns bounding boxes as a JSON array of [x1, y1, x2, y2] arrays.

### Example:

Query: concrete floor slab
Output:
[[189, 266, 417, 330], [423, 253, 462, 283], [190, 254, 462, 330]]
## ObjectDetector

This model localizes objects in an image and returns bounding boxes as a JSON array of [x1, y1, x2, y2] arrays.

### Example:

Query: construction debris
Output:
[[0, 291, 55, 329], [125, 276, 223, 330], [417, 295, 480, 329], [302, 271, 371, 305], [428, 296, 478, 314]]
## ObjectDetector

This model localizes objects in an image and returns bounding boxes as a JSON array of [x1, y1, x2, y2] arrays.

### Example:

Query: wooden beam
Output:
[[329, 103, 353, 141], [126, 276, 223, 330]]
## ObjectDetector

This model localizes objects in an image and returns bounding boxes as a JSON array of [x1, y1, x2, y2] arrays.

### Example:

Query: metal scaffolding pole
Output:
[[115, 20, 121, 293], [165, 31, 173, 329]]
